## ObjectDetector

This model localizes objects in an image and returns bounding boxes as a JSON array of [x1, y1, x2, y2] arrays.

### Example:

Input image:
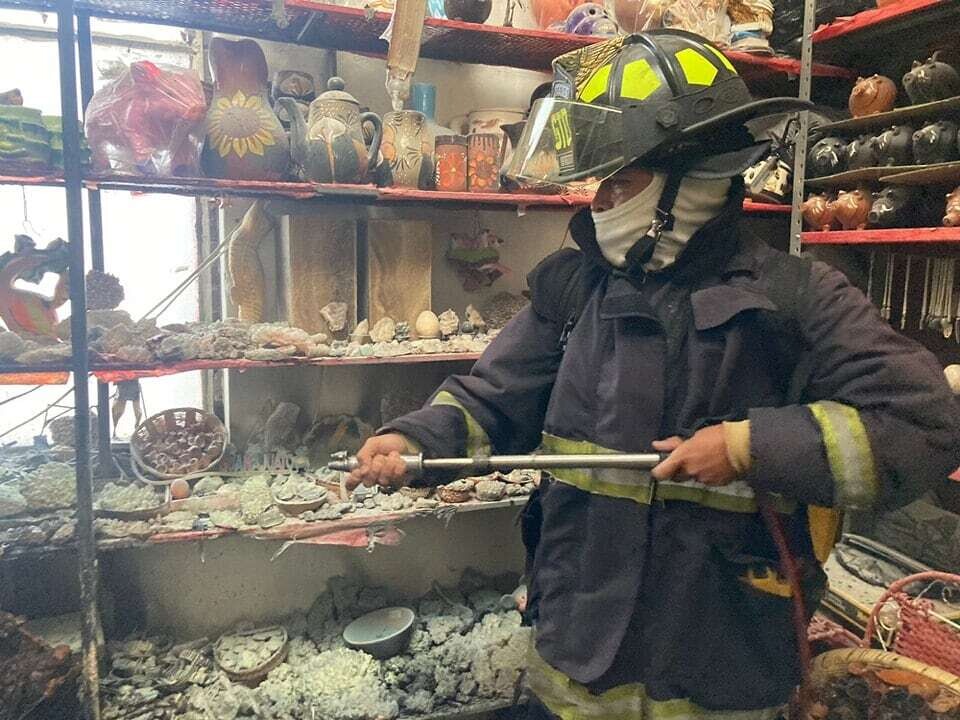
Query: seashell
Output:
[[370, 317, 396, 343], [475, 479, 506, 501], [320, 302, 348, 332], [439, 485, 472, 503], [438, 309, 460, 338]]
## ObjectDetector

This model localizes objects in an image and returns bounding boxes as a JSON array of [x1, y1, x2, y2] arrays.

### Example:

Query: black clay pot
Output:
[[444, 0, 492, 22], [913, 120, 960, 165], [846, 135, 878, 170], [872, 125, 914, 166], [807, 136, 847, 178], [903, 51, 960, 105]]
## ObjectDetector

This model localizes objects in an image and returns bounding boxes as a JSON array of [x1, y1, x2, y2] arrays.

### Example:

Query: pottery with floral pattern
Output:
[[201, 38, 289, 180], [381, 110, 434, 189]]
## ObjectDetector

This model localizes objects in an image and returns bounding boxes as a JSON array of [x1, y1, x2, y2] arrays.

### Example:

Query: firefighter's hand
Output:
[[346, 434, 413, 491], [651, 425, 737, 486]]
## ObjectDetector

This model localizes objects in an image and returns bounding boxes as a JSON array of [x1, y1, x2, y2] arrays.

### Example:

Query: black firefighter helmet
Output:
[[504, 30, 813, 186]]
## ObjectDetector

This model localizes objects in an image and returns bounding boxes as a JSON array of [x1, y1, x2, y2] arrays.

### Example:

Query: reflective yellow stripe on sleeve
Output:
[[528, 648, 784, 720], [431, 390, 491, 457], [807, 401, 878, 509]]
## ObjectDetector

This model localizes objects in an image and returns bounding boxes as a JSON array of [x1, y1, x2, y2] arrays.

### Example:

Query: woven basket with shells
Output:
[[130, 408, 226, 483], [214, 626, 288, 687]]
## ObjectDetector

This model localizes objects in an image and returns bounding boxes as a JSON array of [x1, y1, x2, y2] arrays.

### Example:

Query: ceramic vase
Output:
[[382, 110, 434, 189], [435, 135, 469, 192], [202, 38, 289, 181]]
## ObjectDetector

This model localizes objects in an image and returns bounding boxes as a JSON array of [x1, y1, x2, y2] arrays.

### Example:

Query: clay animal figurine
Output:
[[846, 135, 879, 170], [444, 0, 493, 22], [944, 186, 960, 226], [848, 75, 896, 117], [828, 188, 872, 230], [913, 120, 959, 165], [903, 52, 960, 105], [562, 3, 620, 35], [0, 235, 70, 338], [202, 38, 289, 181], [868, 185, 923, 228], [801, 193, 836, 231], [281, 77, 382, 185], [871, 125, 914, 166], [807, 136, 847, 178]]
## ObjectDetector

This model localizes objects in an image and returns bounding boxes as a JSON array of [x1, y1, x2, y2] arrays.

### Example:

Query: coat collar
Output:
[[568, 177, 756, 285]]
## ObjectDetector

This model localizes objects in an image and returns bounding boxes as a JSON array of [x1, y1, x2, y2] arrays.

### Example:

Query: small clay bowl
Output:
[[343, 607, 415, 659]]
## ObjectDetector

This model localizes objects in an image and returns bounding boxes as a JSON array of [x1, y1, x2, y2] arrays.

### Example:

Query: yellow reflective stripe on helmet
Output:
[[541, 434, 795, 514], [620, 58, 662, 101], [807, 504, 843, 563], [528, 649, 784, 720], [675, 48, 719, 87], [431, 390, 491, 456], [705, 44, 737, 74], [807, 401, 879, 509], [579, 64, 612, 104]]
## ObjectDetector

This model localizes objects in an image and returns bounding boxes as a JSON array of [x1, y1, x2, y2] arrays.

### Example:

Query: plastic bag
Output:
[[609, 0, 671, 33], [85, 61, 207, 177], [662, 0, 731, 45]]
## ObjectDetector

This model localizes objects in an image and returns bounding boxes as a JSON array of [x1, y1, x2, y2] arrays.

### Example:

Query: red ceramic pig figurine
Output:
[[849, 75, 896, 117], [944, 186, 960, 227], [801, 193, 837, 231], [829, 188, 872, 230]]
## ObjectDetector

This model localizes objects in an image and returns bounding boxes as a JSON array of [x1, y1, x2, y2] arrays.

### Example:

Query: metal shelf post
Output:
[[788, 0, 818, 257], [57, 0, 101, 717]]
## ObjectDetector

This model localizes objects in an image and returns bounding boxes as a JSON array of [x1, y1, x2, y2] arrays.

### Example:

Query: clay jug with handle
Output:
[[202, 38, 289, 181]]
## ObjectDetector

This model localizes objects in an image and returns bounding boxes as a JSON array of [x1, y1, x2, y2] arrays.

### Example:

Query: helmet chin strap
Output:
[[623, 166, 687, 273]]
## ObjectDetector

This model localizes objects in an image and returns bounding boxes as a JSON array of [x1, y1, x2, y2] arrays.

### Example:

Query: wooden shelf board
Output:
[[802, 227, 960, 245]]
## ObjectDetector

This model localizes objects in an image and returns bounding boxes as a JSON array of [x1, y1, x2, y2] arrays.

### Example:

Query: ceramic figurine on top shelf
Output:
[[871, 125, 914, 166], [281, 77, 383, 185], [271, 70, 317, 129], [202, 38, 289, 181], [848, 75, 896, 118], [0, 235, 69, 338], [801, 193, 836, 231], [903, 52, 960, 105], [444, 0, 492, 22]]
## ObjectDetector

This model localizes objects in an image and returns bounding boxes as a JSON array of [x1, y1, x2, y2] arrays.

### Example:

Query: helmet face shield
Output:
[[504, 99, 626, 186]]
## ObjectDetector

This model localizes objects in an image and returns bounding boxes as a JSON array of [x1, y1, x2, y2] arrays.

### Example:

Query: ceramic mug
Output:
[[435, 135, 469, 192], [467, 133, 502, 193], [382, 109, 433, 189]]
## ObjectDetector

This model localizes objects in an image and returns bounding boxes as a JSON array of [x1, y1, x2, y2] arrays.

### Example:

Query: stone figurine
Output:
[[202, 38, 289, 181], [903, 52, 960, 105], [912, 120, 959, 165], [848, 75, 896, 117], [828, 188, 872, 230], [281, 77, 383, 185]]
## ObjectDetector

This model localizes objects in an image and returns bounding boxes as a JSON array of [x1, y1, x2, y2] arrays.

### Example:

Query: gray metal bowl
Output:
[[343, 607, 416, 659]]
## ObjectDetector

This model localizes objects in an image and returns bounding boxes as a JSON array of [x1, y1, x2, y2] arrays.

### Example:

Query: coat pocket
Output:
[[690, 284, 777, 331]]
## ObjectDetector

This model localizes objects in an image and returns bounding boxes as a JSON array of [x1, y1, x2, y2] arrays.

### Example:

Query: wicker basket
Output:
[[130, 408, 227, 484], [862, 571, 960, 677]]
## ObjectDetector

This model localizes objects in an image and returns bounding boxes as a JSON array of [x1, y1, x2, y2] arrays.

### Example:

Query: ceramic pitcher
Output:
[[382, 110, 434, 189], [202, 38, 289, 181]]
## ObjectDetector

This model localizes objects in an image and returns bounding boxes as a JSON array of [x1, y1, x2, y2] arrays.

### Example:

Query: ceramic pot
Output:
[[801, 193, 836, 231], [868, 185, 923, 228], [435, 135, 469, 192], [848, 75, 896, 117], [807, 136, 846, 178], [530, 0, 589, 29], [382, 110, 434, 189], [828, 188, 872, 230], [846, 135, 878, 170], [202, 38, 289, 181], [467, 133, 502, 193], [444, 0, 492, 22], [613, 0, 669, 32], [871, 125, 914, 166], [913, 120, 959, 165], [944, 186, 960, 227], [281, 78, 382, 185], [903, 52, 960, 105]]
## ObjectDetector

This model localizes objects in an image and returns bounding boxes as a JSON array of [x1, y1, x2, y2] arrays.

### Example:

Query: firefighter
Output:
[[348, 30, 960, 719]]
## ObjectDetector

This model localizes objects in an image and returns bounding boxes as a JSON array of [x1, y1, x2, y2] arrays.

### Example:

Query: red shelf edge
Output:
[[802, 227, 960, 244], [811, 0, 945, 43]]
